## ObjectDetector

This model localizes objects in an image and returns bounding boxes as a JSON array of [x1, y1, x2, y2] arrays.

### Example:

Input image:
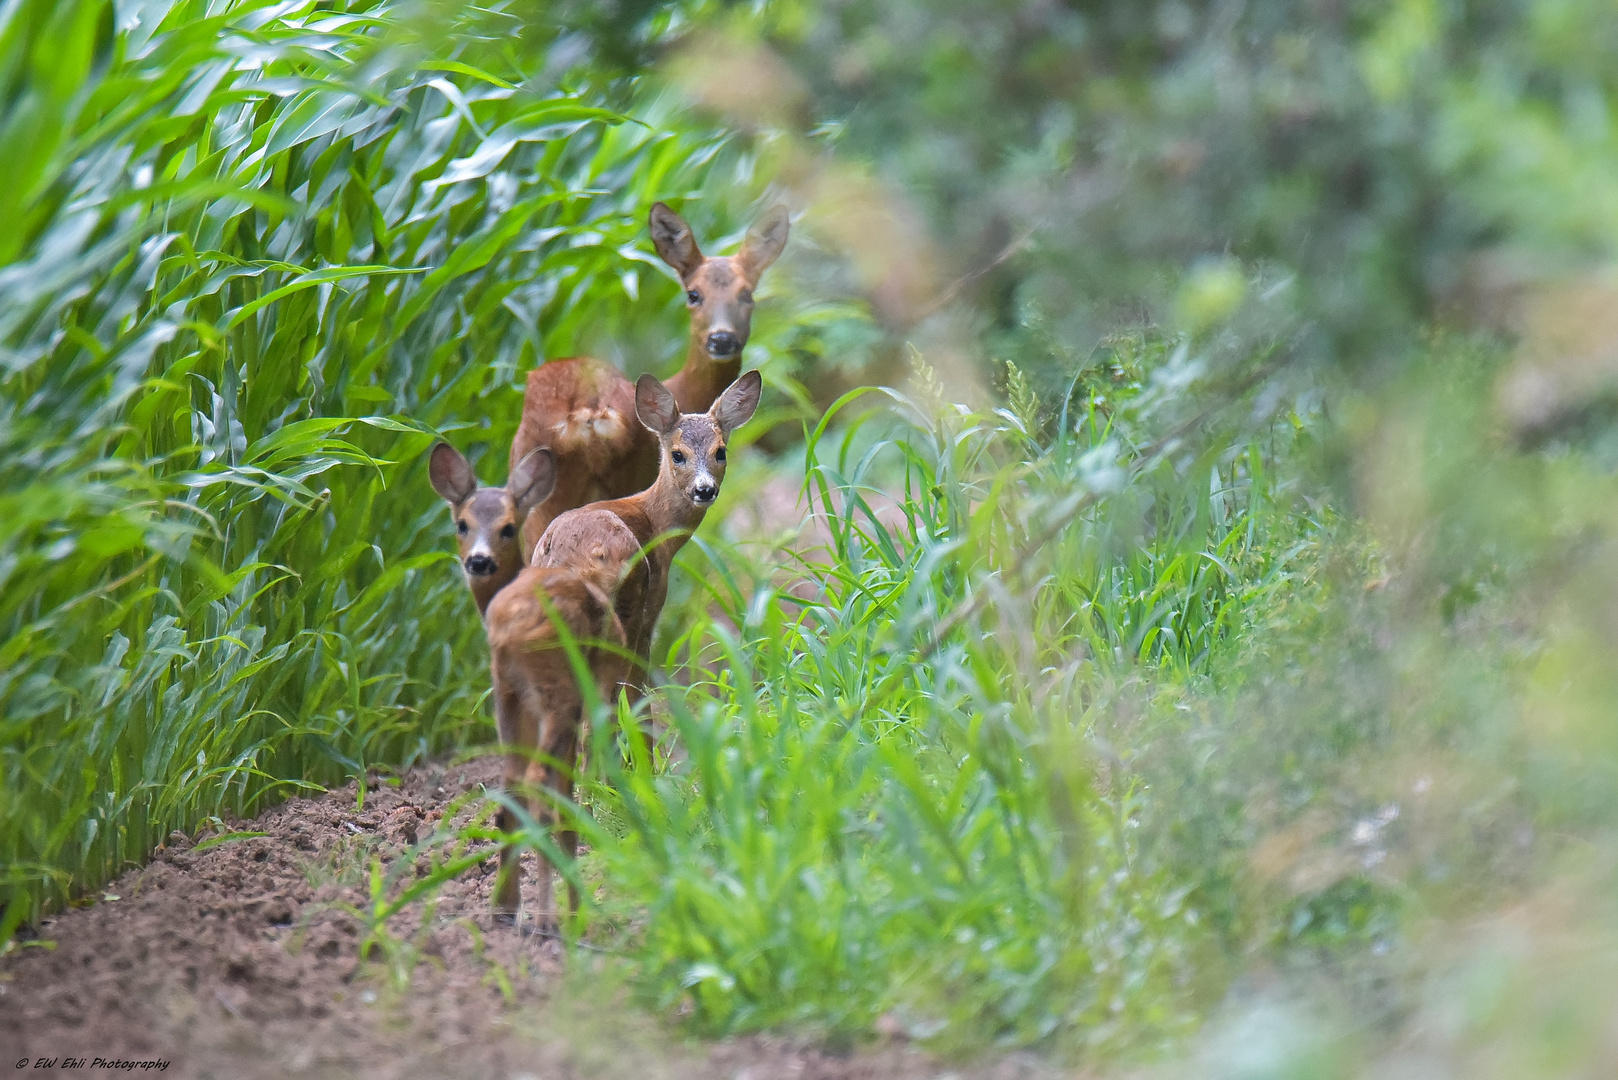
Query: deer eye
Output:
[[685, 289, 701, 305], [739, 289, 753, 304], [715, 446, 727, 462], [456, 520, 468, 535], [500, 524, 516, 539], [671, 449, 686, 465]]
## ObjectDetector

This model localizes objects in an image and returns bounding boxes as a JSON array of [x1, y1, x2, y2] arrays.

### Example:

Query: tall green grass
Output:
[[560, 354, 1326, 1053], [0, 0, 794, 933]]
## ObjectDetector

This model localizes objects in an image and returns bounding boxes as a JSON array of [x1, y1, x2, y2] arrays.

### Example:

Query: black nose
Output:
[[705, 331, 739, 358], [692, 484, 717, 504], [464, 555, 496, 576]]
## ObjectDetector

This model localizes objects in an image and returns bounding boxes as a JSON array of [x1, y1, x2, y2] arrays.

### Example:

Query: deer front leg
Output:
[[612, 665, 655, 764]]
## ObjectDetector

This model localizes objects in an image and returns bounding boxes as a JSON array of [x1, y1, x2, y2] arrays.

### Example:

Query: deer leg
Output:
[[529, 699, 582, 936], [490, 674, 533, 923], [491, 752, 524, 920], [554, 724, 581, 920], [618, 677, 654, 763], [520, 749, 553, 936], [596, 604, 652, 763], [592, 648, 643, 754]]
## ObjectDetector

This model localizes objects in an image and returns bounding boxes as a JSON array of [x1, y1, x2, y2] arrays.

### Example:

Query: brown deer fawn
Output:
[[510, 202, 788, 554], [532, 370, 764, 705], [428, 443, 556, 615], [429, 442, 635, 930]]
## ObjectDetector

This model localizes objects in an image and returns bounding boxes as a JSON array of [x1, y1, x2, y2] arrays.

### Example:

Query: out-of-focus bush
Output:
[[661, 1, 1618, 431]]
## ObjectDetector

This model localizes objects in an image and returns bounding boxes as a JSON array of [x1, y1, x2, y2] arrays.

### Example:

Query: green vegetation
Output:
[[0, 0, 754, 933], [575, 361, 1314, 1051], [8, 0, 1618, 1074]]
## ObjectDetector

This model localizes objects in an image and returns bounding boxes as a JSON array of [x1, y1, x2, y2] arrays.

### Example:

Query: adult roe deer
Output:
[[429, 442, 635, 930], [510, 203, 788, 554]]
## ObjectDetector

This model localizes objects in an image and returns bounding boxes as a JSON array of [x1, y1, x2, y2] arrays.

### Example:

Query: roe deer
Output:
[[531, 370, 764, 708], [428, 443, 556, 616], [429, 442, 633, 930], [510, 203, 788, 554]]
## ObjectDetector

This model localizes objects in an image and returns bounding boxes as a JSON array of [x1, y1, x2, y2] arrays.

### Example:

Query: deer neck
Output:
[[664, 337, 741, 414], [635, 463, 708, 559]]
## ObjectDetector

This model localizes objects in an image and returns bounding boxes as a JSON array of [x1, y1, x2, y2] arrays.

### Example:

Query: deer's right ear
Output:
[[428, 443, 476, 504], [509, 448, 556, 516], [650, 201, 704, 279], [635, 373, 680, 436]]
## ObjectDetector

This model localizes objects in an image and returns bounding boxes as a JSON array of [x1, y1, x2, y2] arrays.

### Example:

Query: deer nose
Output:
[[691, 483, 717, 504], [705, 330, 740, 358], [464, 554, 497, 576]]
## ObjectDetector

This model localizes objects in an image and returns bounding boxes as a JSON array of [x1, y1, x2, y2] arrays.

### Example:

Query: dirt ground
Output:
[[0, 756, 1058, 1080]]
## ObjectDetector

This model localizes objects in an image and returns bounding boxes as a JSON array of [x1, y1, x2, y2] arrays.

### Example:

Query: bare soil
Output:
[[0, 757, 1055, 1080]]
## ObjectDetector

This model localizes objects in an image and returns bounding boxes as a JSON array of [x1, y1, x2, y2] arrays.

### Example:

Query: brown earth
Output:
[[0, 757, 1058, 1080]]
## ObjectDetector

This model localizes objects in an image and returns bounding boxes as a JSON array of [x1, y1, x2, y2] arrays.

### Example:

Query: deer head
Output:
[[634, 370, 763, 510], [650, 203, 789, 363], [429, 443, 556, 615]]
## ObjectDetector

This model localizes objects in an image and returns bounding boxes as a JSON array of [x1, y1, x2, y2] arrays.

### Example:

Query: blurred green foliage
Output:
[[739, 0, 1618, 404]]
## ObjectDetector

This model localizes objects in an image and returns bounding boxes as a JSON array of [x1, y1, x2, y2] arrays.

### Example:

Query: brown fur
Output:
[[511, 204, 788, 554], [427, 441, 624, 931], [484, 566, 624, 926], [532, 371, 764, 719]]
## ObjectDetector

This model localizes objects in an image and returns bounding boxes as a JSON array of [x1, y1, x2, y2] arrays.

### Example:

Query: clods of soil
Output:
[[0, 758, 1055, 1080]]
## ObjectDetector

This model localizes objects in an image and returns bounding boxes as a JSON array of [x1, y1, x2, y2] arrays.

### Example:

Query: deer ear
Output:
[[635, 373, 680, 435], [649, 202, 704, 279], [428, 443, 476, 504], [712, 369, 763, 435], [737, 205, 789, 280], [508, 448, 556, 516]]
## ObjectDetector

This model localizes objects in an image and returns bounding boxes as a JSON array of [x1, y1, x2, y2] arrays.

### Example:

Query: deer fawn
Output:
[[532, 370, 764, 704], [428, 443, 555, 616], [510, 202, 788, 554], [429, 442, 634, 930]]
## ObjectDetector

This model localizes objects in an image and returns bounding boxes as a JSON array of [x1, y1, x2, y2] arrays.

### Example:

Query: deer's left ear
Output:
[[737, 205, 789, 280], [712, 369, 763, 435]]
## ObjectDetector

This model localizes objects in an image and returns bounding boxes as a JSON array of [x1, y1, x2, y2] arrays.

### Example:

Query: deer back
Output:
[[532, 503, 664, 677]]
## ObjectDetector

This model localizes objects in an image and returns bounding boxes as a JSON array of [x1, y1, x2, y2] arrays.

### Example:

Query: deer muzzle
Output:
[[705, 329, 740, 358]]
